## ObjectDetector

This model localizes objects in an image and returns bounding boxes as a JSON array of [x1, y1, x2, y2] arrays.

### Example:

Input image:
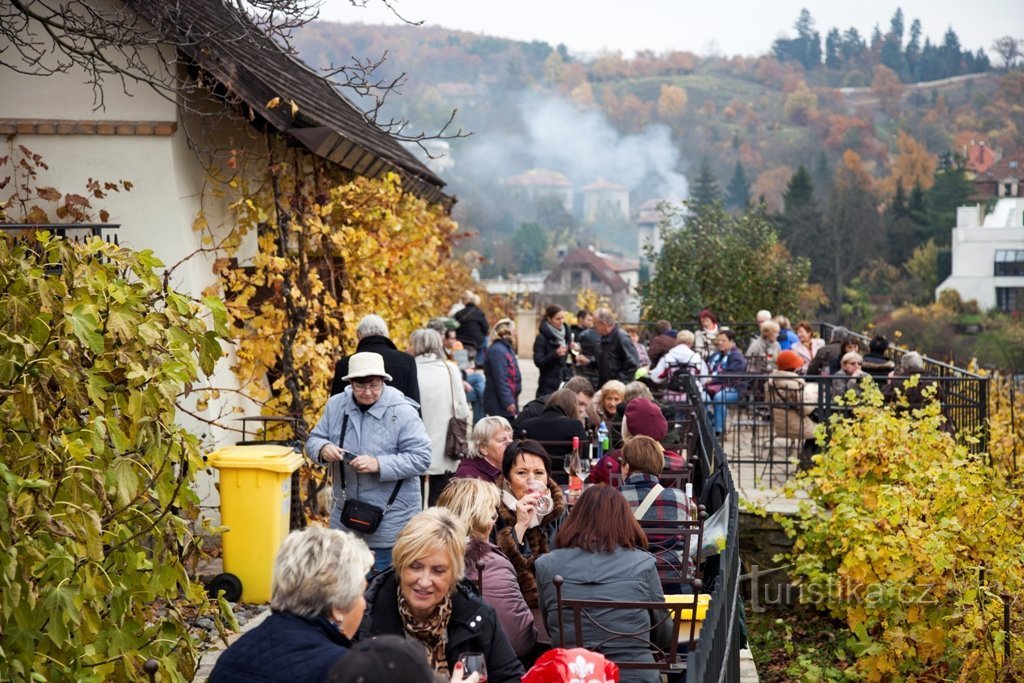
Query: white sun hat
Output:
[[341, 352, 393, 382]]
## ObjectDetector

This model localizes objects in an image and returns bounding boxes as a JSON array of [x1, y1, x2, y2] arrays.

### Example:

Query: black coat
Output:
[[454, 304, 489, 350], [533, 324, 574, 397], [359, 570, 525, 683], [330, 335, 420, 405], [208, 612, 350, 683], [598, 325, 640, 385], [517, 406, 589, 457]]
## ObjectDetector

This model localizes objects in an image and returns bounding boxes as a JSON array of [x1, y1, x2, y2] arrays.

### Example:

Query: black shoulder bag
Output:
[[337, 413, 403, 535]]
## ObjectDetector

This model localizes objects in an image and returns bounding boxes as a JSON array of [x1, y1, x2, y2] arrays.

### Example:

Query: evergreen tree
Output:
[[778, 166, 823, 266], [925, 155, 974, 248], [905, 18, 923, 80], [889, 8, 905, 44], [772, 9, 822, 70], [813, 152, 833, 207], [726, 161, 750, 211], [691, 158, 721, 208], [886, 180, 920, 265], [825, 28, 843, 69]]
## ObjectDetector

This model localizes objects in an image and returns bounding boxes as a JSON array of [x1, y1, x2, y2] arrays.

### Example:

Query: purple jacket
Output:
[[453, 457, 501, 484], [465, 538, 538, 657]]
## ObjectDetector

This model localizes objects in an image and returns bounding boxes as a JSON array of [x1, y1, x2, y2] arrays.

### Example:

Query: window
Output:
[[570, 270, 583, 288], [590, 270, 601, 284], [994, 249, 1024, 276], [996, 287, 1024, 312]]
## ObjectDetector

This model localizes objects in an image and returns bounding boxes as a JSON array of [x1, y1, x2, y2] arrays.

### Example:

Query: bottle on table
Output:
[[567, 436, 583, 498]]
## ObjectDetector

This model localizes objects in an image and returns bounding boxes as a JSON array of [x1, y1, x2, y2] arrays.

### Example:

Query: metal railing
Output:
[[681, 373, 742, 682], [0, 222, 120, 244]]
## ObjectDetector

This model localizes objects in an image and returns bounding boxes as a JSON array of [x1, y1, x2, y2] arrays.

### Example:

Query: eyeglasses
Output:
[[351, 379, 384, 392]]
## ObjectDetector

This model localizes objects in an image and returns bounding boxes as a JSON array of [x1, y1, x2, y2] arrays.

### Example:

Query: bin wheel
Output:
[[206, 572, 243, 602]]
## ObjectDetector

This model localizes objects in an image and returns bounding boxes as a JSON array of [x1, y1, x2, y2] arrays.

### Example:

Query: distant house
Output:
[[635, 199, 668, 260], [544, 246, 640, 319], [935, 198, 1024, 312], [504, 168, 574, 213], [973, 149, 1024, 199], [962, 139, 998, 176], [581, 178, 630, 222]]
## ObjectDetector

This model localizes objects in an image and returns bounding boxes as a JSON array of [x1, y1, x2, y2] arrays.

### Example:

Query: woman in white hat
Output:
[[307, 352, 433, 574]]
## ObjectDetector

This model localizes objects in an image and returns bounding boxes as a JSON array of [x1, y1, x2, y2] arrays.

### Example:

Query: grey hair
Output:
[[356, 314, 389, 340], [756, 309, 772, 322], [901, 351, 925, 372], [841, 351, 863, 365], [470, 416, 512, 458], [760, 320, 780, 335], [594, 307, 616, 326], [270, 527, 373, 618], [409, 328, 445, 358], [829, 326, 849, 343]]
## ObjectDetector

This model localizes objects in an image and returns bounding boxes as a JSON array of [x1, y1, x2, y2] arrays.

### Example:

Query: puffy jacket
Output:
[[306, 386, 431, 548], [765, 371, 818, 440], [359, 569, 525, 683], [330, 335, 420, 404], [465, 537, 538, 658], [535, 547, 667, 683], [454, 304, 490, 350], [208, 612, 349, 683], [483, 337, 521, 419], [517, 405, 589, 458]]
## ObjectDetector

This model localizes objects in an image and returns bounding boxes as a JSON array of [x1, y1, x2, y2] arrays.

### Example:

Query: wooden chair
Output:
[[551, 575, 702, 677]]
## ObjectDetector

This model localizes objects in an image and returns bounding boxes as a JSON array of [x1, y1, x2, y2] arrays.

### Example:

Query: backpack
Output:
[[698, 465, 729, 516], [666, 361, 701, 393]]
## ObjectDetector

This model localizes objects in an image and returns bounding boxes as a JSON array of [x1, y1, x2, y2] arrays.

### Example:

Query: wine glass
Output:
[[577, 454, 591, 480], [459, 652, 487, 682], [526, 479, 553, 516]]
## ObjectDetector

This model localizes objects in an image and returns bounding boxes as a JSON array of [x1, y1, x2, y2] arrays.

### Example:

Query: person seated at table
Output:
[[327, 634, 480, 683], [706, 329, 748, 437], [534, 486, 671, 683], [882, 351, 943, 414], [791, 321, 824, 373], [517, 388, 589, 462], [828, 337, 863, 376], [618, 436, 695, 581], [359, 508, 525, 682], [493, 439, 567, 608], [745, 319, 782, 373], [693, 308, 720, 360], [436, 478, 539, 658], [649, 330, 710, 403], [590, 398, 686, 486], [775, 315, 800, 351], [209, 527, 374, 683], [861, 335, 896, 379], [592, 379, 625, 425], [454, 416, 513, 484], [766, 350, 819, 470], [831, 351, 867, 398]]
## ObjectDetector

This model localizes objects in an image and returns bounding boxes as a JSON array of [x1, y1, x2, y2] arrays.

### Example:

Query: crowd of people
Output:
[[210, 299, 936, 683]]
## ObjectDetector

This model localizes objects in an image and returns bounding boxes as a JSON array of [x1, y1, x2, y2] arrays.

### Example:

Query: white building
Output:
[[936, 198, 1024, 312], [581, 178, 630, 223]]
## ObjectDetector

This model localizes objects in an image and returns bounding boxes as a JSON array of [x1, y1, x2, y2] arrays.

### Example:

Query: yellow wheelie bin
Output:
[[207, 444, 305, 603]]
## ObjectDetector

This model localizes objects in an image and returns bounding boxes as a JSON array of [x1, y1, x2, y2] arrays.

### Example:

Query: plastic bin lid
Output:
[[664, 592, 710, 619], [207, 445, 305, 473]]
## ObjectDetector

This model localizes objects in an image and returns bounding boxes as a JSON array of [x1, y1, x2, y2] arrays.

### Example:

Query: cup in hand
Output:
[[459, 652, 487, 682], [526, 479, 554, 517]]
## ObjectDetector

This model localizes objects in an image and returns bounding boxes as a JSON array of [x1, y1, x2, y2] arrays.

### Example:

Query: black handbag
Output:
[[336, 413, 402, 535]]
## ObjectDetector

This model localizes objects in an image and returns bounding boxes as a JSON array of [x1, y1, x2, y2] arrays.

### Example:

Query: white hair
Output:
[[756, 310, 772, 323], [356, 314, 389, 340], [409, 328, 444, 357], [270, 527, 373, 618]]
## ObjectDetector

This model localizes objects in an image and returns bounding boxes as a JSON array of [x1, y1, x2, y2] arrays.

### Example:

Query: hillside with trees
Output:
[[293, 10, 1023, 358]]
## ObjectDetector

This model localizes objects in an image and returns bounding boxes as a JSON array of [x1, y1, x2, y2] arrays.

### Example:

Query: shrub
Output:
[[0, 233, 227, 681]]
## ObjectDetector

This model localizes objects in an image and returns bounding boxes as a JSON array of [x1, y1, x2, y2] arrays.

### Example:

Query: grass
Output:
[[745, 600, 855, 682]]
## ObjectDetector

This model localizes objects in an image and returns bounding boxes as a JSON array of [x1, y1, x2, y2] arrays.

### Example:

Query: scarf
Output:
[[541, 318, 566, 347], [397, 585, 453, 676]]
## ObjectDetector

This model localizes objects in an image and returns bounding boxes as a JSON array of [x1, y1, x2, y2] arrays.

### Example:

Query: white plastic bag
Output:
[[691, 493, 729, 560]]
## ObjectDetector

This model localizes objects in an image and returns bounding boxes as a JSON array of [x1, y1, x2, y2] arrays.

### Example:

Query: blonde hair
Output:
[[675, 329, 695, 347], [436, 478, 501, 539], [599, 380, 626, 398], [270, 527, 373, 618], [392, 508, 467, 583]]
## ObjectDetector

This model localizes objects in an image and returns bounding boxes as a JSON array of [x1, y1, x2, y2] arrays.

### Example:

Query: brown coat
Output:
[[766, 371, 818, 440], [492, 477, 566, 608]]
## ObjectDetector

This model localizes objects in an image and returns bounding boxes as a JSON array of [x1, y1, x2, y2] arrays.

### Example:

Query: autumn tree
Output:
[[871, 63, 903, 116], [783, 81, 819, 124], [883, 130, 937, 197], [640, 201, 816, 324], [656, 84, 688, 123]]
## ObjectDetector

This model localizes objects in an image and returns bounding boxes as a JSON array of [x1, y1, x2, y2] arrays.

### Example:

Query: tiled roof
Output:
[[545, 247, 628, 291], [126, 0, 451, 207], [979, 148, 1024, 181]]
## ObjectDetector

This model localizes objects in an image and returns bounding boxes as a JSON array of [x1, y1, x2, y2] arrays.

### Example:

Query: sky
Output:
[[316, 0, 1023, 59]]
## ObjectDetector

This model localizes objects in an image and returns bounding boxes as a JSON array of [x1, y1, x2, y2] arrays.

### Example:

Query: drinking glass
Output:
[[526, 479, 553, 516], [459, 652, 487, 682]]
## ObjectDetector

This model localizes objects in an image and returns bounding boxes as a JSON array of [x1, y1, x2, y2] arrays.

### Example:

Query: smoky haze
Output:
[[449, 91, 689, 204]]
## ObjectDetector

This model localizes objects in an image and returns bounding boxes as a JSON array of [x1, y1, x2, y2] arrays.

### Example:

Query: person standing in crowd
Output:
[[707, 329, 748, 437], [861, 335, 896, 379], [572, 309, 601, 386], [454, 291, 490, 366], [593, 308, 639, 386], [409, 329, 471, 507], [483, 318, 521, 420], [331, 314, 420, 404], [210, 527, 374, 683], [307, 352, 432, 574], [533, 304, 575, 399], [693, 308, 720, 359], [359, 509, 525, 682], [646, 319, 678, 367], [437, 478, 539, 659], [791, 321, 824, 373], [454, 416, 514, 484]]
